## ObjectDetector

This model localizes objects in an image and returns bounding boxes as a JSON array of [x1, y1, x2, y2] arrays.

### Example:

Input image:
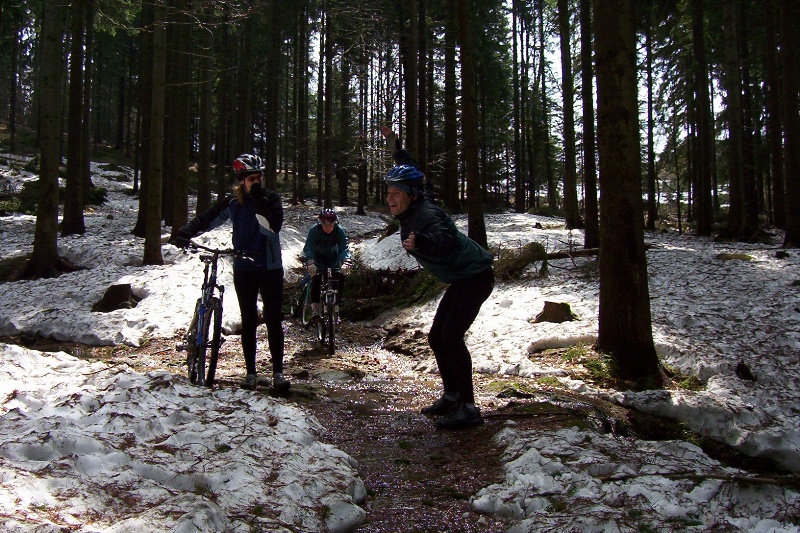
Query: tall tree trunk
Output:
[[170, 0, 191, 238], [143, 2, 166, 266], [580, 0, 598, 248], [337, 54, 351, 205], [80, 1, 94, 203], [721, 2, 749, 240], [323, 10, 333, 208], [417, 0, 427, 172], [263, 1, 282, 191], [765, 0, 784, 228], [27, 0, 68, 279], [512, 0, 525, 213], [132, 2, 154, 237], [644, 14, 657, 231], [738, 3, 759, 233], [691, 0, 713, 236], [443, 9, 459, 211], [453, 0, 487, 248], [214, 8, 231, 199], [297, 0, 309, 205], [593, 0, 661, 384], [558, 0, 580, 229], [780, 0, 800, 246], [9, 8, 21, 152], [196, 5, 214, 214], [62, 0, 86, 236], [540, 0, 556, 211], [397, 0, 419, 159]]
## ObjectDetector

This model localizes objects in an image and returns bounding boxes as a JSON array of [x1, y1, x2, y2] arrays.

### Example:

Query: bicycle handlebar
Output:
[[187, 240, 252, 260]]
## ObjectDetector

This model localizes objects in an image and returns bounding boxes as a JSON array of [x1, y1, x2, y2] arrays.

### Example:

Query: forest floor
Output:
[[3, 311, 779, 532]]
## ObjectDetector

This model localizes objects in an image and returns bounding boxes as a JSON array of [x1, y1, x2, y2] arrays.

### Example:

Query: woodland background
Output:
[[1, 0, 799, 382]]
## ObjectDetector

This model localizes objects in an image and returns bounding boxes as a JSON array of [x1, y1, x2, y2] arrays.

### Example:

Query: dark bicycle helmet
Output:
[[232, 154, 264, 179], [384, 164, 424, 196], [319, 208, 338, 223]]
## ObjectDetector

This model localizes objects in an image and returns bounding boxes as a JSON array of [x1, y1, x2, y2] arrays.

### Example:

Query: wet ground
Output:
[[3, 315, 779, 532]]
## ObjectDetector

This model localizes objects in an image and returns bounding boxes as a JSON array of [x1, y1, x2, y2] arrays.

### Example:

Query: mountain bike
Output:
[[315, 267, 339, 354], [178, 241, 243, 387], [289, 270, 314, 328]]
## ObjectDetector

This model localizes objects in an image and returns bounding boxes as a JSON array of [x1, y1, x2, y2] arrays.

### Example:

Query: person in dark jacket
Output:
[[171, 154, 290, 392], [380, 126, 494, 429], [303, 208, 350, 317]]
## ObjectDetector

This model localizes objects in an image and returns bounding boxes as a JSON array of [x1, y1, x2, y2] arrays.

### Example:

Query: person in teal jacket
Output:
[[172, 154, 289, 393], [303, 208, 350, 317], [381, 126, 494, 430]]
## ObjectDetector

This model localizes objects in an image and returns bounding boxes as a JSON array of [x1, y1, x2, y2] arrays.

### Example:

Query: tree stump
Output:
[[534, 301, 578, 323], [92, 283, 141, 312]]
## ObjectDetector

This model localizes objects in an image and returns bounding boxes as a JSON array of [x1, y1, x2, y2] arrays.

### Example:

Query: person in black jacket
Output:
[[171, 154, 290, 392], [381, 127, 494, 429]]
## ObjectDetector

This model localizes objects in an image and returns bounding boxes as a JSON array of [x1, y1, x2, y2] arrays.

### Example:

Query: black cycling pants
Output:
[[234, 268, 285, 375], [310, 269, 344, 306], [427, 267, 494, 405]]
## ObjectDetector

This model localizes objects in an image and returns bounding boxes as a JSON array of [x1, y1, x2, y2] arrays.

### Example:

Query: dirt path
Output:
[[5, 315, 775, 532]]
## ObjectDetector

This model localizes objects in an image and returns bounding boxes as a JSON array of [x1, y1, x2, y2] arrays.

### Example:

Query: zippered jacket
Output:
[[396, 198, 493, 283], [303, 223, 350, 269], [182, 189, 283, 271]]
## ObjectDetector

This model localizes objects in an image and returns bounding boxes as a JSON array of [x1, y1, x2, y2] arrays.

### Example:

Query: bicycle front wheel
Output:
[[196, 297, 221, 386], [326, 301, 335, 353], [204, 297, 223, 387], [300, 285, 314, 328]]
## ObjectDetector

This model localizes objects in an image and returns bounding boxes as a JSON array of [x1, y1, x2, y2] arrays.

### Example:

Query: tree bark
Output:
[[593, 0, 661, 384], [558, 0, 581, 229], [780, 0, 800, 246], [580, 0, 598, 248], [453, 0, 487, 248], [765, 0, 784, 228], [62, 0, 86, 236], [28, 0, 68, 279], [143, 2, 166, 266], [691, 0, 714, 236]]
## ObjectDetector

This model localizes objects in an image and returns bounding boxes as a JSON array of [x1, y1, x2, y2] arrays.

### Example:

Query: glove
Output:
[[249, 181, 264, 199], [170, 228, 192, 248], [308, 262, 317, 276]]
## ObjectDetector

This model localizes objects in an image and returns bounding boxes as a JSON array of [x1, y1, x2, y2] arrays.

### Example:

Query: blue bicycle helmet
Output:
[[384, 164, 424, 196]]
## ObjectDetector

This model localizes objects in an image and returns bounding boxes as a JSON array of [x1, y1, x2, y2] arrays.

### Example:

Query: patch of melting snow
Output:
[[2, 156, 800, 530]]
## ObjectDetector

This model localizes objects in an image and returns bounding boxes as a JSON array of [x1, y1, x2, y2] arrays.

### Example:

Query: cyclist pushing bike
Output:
[[170, 153, 290, 393], [302, 208, 350, 321]]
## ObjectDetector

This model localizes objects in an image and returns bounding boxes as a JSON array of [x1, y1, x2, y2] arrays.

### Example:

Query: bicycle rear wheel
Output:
[[204, 297, 223, 387], [186, 299, 202, 384], [196, 297, 221, 386]]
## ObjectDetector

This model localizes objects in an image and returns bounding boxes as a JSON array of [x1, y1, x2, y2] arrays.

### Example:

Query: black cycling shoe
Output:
[[420, 394, 460, 416], [436, 404, 484, 430], [272, 372, 291, 392]]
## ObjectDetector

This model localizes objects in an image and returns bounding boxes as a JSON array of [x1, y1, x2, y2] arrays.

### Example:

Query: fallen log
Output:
[[546, 248, 599, 260]]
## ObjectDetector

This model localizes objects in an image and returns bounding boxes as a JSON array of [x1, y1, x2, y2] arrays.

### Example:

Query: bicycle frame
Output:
[[182, 241, 242, 387], [316, 267, 338, 353]]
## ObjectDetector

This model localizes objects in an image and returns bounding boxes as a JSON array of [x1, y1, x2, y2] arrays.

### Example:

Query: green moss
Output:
[[716, 252, 753, 261]]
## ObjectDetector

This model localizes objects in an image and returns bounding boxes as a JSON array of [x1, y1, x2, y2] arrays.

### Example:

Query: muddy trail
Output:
[[4, 315, 776, 532]]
